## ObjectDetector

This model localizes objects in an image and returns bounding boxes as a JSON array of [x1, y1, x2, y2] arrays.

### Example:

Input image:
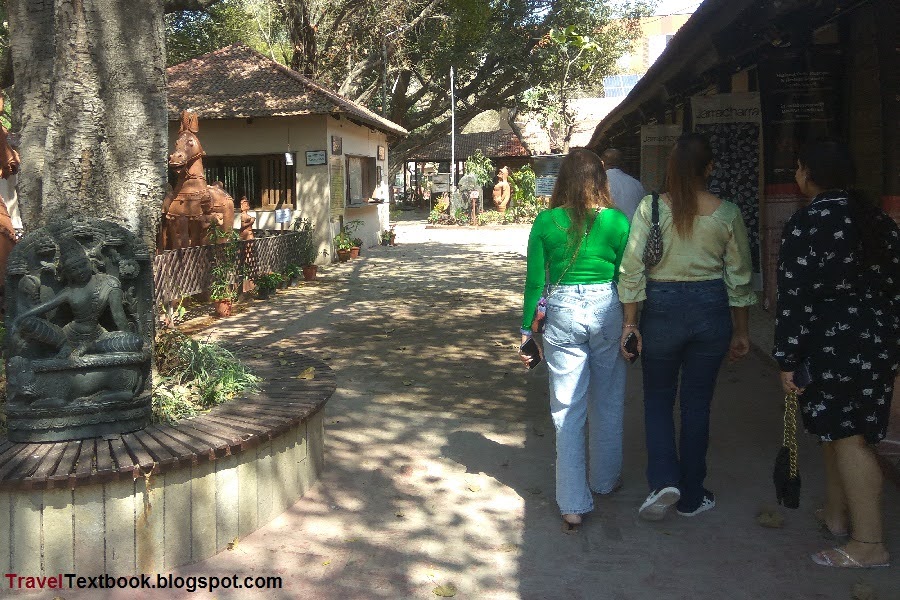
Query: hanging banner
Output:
[[329, 157, 345, 218], [692, 93, 762, 287], [639, 125, 681, 193], [758, 48, 842, 308]]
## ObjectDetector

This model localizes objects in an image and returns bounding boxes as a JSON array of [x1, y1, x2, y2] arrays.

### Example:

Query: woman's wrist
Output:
[[622, 323, 638, 329], [520, 328, 533, 337]]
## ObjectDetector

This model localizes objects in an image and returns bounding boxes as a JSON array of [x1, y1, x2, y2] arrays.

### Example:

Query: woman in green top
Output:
[[518, 148, 631, 530], [618, 133, 755, 521]]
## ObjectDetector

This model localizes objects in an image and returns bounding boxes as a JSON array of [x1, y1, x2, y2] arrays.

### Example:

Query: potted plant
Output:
[[334, 231, 353, 262], [350, 237, 363, 258], [380, 229, 392, 246], [254, 272, 283, 299], [282, 263, 302, 287], [208, 224, 242, 317]]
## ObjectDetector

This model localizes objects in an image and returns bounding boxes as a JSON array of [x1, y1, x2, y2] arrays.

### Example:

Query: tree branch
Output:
[[164, 0, 226, 13]]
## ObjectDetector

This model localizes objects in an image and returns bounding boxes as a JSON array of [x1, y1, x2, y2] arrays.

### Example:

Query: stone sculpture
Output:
[[0, 96, 21, 305], [239, 196, 255, 241], [492, 166, 511, 213], [160, 111, 236, 250], [4, 217, 153, 442]]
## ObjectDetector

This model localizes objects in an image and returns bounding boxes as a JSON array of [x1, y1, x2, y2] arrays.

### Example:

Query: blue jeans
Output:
[[543, 283, 627, 515], [640, 280, 732, 511]]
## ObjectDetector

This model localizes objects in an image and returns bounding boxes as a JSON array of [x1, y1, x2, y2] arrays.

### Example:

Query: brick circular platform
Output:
[[0, 348, 334, 575]]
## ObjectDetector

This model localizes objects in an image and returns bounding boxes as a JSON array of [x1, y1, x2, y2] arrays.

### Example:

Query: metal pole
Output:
[[382, 39, 388, 118], [450, 66, 455, 189]]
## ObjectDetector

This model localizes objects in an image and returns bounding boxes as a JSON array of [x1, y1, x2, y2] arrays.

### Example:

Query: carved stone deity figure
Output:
[[492, 166, 511, 213], [4, 217, 153, 442], [239, 196, 255, 241], [159, 111, 235, 251]]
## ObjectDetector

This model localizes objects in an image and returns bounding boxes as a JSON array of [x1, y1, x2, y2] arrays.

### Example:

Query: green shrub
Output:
[[152, 329, 260, 424]]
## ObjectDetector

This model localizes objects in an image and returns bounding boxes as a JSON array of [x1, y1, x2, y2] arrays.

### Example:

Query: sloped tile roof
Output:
[[407, 129, 530, 161], [167, 44, 407, 137]]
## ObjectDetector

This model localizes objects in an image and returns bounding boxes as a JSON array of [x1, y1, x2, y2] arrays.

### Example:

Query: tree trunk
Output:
[[7, 0, 167, 250]]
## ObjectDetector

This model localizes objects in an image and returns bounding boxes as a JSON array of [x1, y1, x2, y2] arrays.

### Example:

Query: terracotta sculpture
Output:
[[0, 96, 21, 303], [160, 111, 236, 250], [493, 166, 511, 213], [5, 217, 153, 441], [239, 196, 255, 241]]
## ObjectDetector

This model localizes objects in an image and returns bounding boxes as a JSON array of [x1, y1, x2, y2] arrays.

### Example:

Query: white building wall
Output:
[[326, 116, 390, 249]]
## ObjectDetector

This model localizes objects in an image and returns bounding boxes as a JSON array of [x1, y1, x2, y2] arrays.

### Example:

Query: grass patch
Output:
[[153, 329, 260, 424]]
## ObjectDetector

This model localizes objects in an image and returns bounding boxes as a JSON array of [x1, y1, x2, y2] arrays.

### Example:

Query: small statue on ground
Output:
[[5, 217, 153, 441], [492, 166, 511, 213], [159, 111, 235, 251], [239, 196, 255, 241]]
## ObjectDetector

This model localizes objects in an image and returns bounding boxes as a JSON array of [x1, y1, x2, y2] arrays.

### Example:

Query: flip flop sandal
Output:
[[814, 508, 849, 538], [811, 547, 890, 569]]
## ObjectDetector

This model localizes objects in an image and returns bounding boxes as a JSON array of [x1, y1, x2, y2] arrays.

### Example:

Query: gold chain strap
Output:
[[783, 391, 799, 478]]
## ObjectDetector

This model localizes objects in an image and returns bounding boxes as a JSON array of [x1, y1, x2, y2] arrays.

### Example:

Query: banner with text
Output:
[[639, 125, 682, 193], [692, 93, 762, 283]]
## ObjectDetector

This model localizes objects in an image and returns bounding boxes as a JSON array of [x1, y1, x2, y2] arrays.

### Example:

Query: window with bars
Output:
[[190, 154, 296, 209]]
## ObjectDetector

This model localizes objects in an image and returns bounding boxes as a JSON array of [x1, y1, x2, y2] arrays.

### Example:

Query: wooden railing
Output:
[[152, 230, 307, 306]]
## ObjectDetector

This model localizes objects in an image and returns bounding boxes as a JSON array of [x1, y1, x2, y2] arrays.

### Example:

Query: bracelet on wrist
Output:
[[623, 324, 638, 329], [520, 328, 533, 337]]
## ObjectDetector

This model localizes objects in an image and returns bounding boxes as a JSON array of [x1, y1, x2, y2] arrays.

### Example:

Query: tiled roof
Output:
[[406, 129, 530, 161], [167, 44, 407, 137]]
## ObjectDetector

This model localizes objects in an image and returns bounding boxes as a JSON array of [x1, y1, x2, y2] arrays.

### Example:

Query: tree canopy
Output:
[[40, 0, 653, 166]]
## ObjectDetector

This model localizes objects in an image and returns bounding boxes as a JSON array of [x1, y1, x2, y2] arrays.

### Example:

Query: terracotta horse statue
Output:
[[160, 111, 235, 250], [0, 96, 20, 301]]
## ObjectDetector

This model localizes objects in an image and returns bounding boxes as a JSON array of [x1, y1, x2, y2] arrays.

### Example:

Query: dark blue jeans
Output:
[[640, 279, 732, 511]]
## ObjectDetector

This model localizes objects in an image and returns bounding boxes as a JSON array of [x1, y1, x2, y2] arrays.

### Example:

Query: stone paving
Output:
[[58, 212, 899, 599]]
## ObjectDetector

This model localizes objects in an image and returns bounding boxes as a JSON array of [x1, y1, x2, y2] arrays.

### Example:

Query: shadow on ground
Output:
[[62, 222, 900, 599]]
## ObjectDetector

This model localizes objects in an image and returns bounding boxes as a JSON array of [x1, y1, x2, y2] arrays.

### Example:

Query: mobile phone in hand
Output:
[[623, 331, 639, 363], [520, 337, 542, 369]]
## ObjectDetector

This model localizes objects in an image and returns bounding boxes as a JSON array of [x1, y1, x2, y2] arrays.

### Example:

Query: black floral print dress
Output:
[[773, 191, 900, 444]]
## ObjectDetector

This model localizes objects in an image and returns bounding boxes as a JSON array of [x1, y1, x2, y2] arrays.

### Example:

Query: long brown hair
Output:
[[550, 148, 614, 246], [665, 133, 713, 237]]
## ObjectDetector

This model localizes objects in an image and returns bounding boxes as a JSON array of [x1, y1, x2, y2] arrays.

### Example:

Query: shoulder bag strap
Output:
[[651, 192, 660, 225]]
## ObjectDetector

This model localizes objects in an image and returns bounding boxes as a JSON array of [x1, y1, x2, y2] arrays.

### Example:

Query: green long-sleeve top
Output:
[[521, 207, 631, 330]]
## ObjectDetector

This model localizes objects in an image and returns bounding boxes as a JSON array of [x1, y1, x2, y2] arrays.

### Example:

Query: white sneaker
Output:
[[676, 492, 716, 517], [638, 486, 680, 521]]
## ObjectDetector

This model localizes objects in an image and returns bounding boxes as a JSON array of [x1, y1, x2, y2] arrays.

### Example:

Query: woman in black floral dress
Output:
[[773, 140, 899, 569]]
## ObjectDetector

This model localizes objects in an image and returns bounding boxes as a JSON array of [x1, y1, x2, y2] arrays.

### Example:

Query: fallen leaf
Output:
[[433, 584, 457, 597], [279, 359, 288, 366], [278, 351, 285, 356], [227, 538, 239, 550], [467, 483, 481, 493], [322, 560, 331, 566], [395, 512, 405, 518], [402, 380, 413, 386], [297, 367, 316, 380], [498, 543, 518, 552], [756, 508, 784, 529], [493, 341, 504, 346], [253, 353, 263, 359], [384, 328, 395, 334]]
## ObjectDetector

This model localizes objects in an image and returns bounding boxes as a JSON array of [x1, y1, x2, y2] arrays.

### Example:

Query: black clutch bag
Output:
[[773, 391, 801, 509]]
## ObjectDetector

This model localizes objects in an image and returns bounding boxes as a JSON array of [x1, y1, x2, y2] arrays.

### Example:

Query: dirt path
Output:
[[66, 214, 899, 600]]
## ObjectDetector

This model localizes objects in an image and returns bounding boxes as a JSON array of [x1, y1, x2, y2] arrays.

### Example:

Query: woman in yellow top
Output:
[[618, 133, 756, 520]]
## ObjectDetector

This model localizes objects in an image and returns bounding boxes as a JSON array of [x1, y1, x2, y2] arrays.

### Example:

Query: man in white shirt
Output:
[[601, 148, 646, 221]]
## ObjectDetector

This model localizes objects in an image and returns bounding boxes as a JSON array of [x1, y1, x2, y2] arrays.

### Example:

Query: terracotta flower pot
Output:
[[214, 299, 232, 317], [337, 248, 351, 262], [301, 265, 318, 281], [349, 246, 360, 259]]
